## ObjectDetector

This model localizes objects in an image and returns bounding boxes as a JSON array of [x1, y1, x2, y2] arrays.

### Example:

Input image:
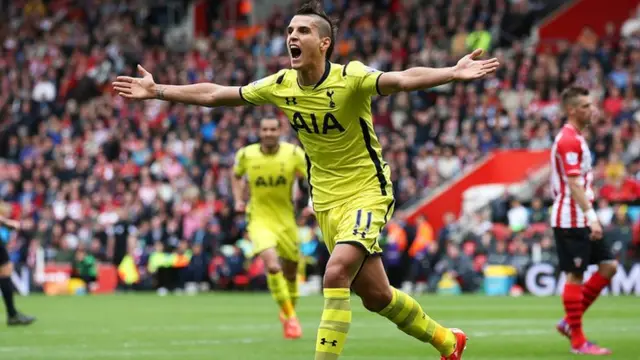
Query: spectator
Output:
[[607, 208, 633, 265], [596, 199, 615, 227], [435, 242, 479, 293], [70, 246, 98, 293], [466, 21, 491, 53], [437, 146, 462, 180], [407, 242, 441, 294], [621, 5, 640, 38], [490, 191, 510, 225], [507, 199, 529, 233], [529, 198, 548, 225], [438, 212, 462, 249], [408, 215, 434, 259], [600, 167, 640, 202], [510, 240, 531, 275], [487, 240, 510, 266]]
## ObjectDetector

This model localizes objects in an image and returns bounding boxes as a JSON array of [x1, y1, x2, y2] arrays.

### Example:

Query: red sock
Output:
[[581, 272, 610, 313], [563, 283, 586, 348], [563, 272, 611, 323]]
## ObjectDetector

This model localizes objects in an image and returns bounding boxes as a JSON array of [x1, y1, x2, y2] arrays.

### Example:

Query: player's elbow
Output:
[[380, 72, 411, 94]]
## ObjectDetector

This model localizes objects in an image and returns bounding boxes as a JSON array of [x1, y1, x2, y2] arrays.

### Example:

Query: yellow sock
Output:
[[378, 288, 456, 356], [315, 288, 351, 360], [266, 271, 295, 319], [287, 278, 299, 308]]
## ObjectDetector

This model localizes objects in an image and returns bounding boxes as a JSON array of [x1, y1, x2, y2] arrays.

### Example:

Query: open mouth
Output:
[[290, 45, 302, 59]]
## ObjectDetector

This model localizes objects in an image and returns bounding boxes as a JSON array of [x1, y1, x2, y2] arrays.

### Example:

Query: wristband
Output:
[[586, 209, 598, 224]]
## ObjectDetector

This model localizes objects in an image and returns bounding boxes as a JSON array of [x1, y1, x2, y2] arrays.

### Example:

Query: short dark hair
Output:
[[561, 85, 589, 108], [260, 117, 280, 128], [296, 0, 337, 60]]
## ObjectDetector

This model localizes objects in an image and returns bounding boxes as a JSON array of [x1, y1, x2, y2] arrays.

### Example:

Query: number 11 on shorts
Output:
[[352, 209, 372, 239]]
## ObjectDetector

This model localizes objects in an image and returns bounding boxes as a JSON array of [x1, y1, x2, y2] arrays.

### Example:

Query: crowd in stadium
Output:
[[0, 0, 639, 293]]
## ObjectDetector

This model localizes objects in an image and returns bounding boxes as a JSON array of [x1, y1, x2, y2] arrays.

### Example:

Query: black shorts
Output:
[[553, 227, 614, 273], [0, 242, 8, 266]]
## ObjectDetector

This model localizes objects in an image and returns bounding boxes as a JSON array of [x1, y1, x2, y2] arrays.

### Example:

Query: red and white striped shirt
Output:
[[550, 124, 595, 228]]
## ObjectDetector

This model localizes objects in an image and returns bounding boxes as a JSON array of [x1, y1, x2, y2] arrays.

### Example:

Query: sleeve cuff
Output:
[[375, 72, 386, 96], [238, 87, 256, 106]]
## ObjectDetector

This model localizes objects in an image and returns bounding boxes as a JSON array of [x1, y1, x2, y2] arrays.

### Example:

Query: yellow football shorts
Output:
[[316, 195, 395, 255], [247, 222, 300, 262]]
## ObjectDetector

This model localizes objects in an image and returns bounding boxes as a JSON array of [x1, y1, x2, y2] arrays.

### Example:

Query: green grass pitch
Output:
[[1, 294, 638, 359]]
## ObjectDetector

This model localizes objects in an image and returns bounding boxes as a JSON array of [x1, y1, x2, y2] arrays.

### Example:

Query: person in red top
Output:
[[550, 86, 617, 355], [599, 167, 640, 202]]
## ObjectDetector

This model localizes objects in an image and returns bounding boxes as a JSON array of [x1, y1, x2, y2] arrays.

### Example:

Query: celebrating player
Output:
[[113, 1, 499, 358], [0, 215, 36, 326], [550, 86, 616, 355], [232, 117, 307, 339]]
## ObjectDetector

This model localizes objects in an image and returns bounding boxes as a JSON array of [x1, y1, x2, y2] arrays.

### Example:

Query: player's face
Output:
[[287, 15, 327, 70], [260, 119, 281, 148], [569, 95, 594, 126]]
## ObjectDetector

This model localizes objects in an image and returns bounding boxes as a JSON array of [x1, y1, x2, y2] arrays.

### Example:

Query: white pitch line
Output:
[[19, 318, 640, 337], [4, 323, 640, 356]]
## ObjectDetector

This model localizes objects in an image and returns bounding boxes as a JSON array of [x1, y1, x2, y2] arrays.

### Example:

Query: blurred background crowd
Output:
[[0, 0, 639, 295]]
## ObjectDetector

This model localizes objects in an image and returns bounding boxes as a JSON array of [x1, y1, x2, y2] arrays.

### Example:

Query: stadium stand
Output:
[[0, 0, 638, 296]]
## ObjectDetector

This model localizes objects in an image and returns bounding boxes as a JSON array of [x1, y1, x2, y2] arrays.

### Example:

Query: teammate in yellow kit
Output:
[[232, 117, 307, 339], [113, 1, 499, 358]]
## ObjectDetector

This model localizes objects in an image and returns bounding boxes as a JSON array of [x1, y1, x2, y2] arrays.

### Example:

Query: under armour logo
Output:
[[285, 97, 297, 105], [352, 210, 372, 239], [326, 90, 335, 108], [353, 230, 367, 239], [320, 338, 338, 347]]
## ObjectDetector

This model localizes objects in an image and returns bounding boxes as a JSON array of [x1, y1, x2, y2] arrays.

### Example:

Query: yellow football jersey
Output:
[[233, 142, 307, 227], [240, 61, 392, 211]]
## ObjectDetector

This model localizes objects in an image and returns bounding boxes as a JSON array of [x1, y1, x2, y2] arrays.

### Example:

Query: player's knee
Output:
[[265, 262, 282, 274], [565, 272, 583, 284], [599, 261, 618, 279], [283, 269, 297, 282], [0, 262, 12, 277], [360, 286, 393, 313], [260, 250, 281, 274], [323, 262, 350, 289]]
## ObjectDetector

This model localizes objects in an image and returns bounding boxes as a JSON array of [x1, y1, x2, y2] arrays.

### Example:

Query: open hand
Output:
[[453, 49, 500, 81], [589, 221, 603, 241], [112, 65, 157, 100]]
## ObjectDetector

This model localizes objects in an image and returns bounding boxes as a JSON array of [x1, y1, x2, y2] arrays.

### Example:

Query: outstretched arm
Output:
[[112, 65, 245, 107], [0, 216, 20, 230], [377, 49, 500, 95]]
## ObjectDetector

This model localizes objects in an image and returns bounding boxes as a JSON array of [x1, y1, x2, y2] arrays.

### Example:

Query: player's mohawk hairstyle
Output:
[[561, 85, 589, 108], [296, 0, 338, 60]]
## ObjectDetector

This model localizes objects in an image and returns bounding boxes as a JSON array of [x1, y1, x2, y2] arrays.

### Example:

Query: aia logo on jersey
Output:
[[255, 175, 287, 187], [291, 112, 345, 135], [565, 152, 579, 166]]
